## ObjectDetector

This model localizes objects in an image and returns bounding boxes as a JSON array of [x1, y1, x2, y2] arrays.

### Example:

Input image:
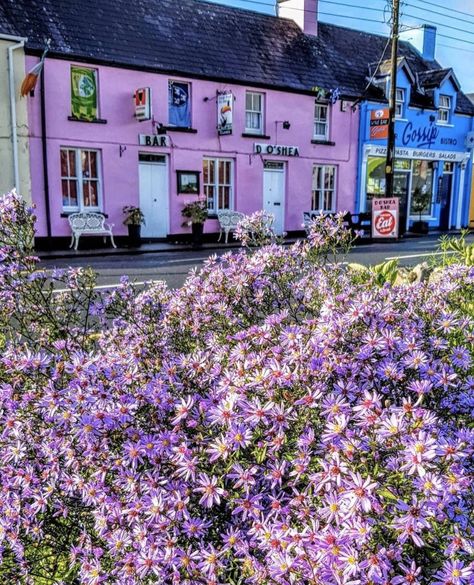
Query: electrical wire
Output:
[[438, 43, 474, 55], [407, 0, 474, 20], [402, 12, 474, 37], [213, 0, 474, 49]]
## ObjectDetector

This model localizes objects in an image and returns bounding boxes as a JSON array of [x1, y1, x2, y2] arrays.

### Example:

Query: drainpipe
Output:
[[2, 34, 27, 193], [40, 61, 52, 241]]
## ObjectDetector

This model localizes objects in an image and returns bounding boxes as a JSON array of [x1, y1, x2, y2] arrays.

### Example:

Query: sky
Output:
[[206, 0, 474, 94]]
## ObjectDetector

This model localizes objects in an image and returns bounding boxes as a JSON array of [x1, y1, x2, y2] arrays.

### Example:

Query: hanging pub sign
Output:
[[254, 143, 300, 157], [370, 108, 389, 140], [217, 91, 233, 135], [134, 87, 152, 121], [372, 197, 399, 238], [139, 134, 170, 147]]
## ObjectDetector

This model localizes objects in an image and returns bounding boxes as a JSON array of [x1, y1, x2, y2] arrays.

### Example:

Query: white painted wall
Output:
[[0, 39, 31, 201]]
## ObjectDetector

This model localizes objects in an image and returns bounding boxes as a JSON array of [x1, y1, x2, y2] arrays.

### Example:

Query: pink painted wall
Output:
[[27, 56, 359, 238]]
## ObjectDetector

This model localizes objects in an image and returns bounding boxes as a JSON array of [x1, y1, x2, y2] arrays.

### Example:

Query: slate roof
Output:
[[1, 0, 473, 115], [417, 68, 460, 90]]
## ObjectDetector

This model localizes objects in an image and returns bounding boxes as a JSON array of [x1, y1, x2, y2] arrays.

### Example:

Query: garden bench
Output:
[[217, 210, 245, 243], [68, 212, 117, 251]]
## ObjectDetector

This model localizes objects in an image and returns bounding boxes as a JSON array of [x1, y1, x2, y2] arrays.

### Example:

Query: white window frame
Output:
[[313, 102, 329, 140], [245, 91, 264, 135], [395, 88, 405, 118], [203, 158, 234, 214], [61, 148, 102, 212], [438, 94, 451, 124], [312, 165, 337, 213]]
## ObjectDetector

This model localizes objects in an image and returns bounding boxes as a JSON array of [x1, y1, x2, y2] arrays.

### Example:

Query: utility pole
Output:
[[385, 0, 400, 201]]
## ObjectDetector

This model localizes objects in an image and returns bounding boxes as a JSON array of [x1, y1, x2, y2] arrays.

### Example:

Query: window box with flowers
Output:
[[181, 199, 208, 248]]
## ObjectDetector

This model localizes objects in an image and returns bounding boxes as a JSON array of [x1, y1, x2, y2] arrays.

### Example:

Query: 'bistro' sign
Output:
[[139, 134, 170, 147], [254, 143, 300, 157]]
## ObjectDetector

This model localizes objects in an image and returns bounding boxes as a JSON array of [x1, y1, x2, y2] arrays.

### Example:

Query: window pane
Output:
[[87, 181, 98, 206], [81, 151, 90, 176], [83, 181, 91, 206], [69, 150, 76, 177], [89, 151, 98, 178], [62, 179, 69, 206], [61, 150, 68, 177], [246, 92, 252, 110], [69, 180, 78, 206]]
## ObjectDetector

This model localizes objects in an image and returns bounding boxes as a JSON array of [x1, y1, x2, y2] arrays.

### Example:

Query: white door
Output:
[[263, 162, 285, 234], [139, 155, 168, 238]]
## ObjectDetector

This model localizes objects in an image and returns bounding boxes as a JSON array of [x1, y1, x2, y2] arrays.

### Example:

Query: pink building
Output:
[[2, 0, 361, 245]]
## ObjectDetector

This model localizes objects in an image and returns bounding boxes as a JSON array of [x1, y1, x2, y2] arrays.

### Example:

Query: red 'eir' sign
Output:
[[372, 197, 399, 238]]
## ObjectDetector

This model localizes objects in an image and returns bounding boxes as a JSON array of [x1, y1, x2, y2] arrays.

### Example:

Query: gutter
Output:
[[1, 34, 27, 193]]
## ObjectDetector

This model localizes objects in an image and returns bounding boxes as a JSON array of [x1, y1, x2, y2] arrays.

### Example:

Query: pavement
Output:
[[38, 231, 472, 290], [36, 229, 461, 260]]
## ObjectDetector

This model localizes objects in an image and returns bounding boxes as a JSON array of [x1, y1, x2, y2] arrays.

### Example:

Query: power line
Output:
[[437, 32, 474, 46], [438, 43, 474, 55], [219, 0, 474, 49], [403, 11, 474, 37], [407, 0, 474, 20], [319, 11, 386, 25], [319, 0, 384, 13], [405, 0, 474, 24]]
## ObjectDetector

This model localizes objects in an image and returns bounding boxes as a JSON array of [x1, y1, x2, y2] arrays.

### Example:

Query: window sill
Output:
[[61, 211, 108, 218], [68, 116, 107, 124], [311, 139, 336, 146], [395, 118, 409, 123], [242, 133, 271, 139], [436, 122, 454, 127], [163, 126, 198, 133]]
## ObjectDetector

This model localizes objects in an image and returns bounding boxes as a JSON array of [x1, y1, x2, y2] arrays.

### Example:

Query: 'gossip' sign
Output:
[[402, 122, 439, 149]]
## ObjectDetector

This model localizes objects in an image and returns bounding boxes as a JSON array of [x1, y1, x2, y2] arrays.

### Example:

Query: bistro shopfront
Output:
[[357, 60, 474, 232], [361, 144, 470, 232]]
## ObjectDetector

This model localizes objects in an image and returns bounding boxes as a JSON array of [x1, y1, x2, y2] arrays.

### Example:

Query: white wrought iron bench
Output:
[[217, 210, 245, 243], [68, 212, 116, 251]]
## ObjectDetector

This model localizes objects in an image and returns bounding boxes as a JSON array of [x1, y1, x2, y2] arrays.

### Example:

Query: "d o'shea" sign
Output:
[[372, 197, 399, 238]]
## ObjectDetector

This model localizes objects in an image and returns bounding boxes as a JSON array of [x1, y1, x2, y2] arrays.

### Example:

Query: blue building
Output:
[[356, 25, 474, 232]]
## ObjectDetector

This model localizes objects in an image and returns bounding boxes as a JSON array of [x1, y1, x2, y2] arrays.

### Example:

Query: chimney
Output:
[[277, 0, 318, 36], [400, 24, 436, 62]]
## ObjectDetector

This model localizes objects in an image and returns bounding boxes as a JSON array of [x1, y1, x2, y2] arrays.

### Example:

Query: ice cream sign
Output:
[[217, 91, 233, 135]]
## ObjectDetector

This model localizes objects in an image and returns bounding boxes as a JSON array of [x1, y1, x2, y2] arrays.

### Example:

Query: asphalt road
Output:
[[39, 234, 471, 290]]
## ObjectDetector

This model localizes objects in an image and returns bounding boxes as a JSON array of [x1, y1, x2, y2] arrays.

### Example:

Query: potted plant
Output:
[[411, 188, 431, 234], [123, 206, 145, 247], [181, 199, 208, 249]]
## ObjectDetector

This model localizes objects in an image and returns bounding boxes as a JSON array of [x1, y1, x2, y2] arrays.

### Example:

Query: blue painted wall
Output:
[[357, 67, 473, 229]]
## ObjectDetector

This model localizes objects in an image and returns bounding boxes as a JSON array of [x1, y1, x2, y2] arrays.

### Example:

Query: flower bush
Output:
[[181, 199, 208, 226], [0, 192, 473, 584]]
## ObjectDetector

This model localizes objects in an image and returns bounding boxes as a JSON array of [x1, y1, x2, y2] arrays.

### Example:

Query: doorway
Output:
[[139, 154, 169, 238], [393, 170, 410, 235], [263, 161, 285, 235], [438, 163, 454, 231]]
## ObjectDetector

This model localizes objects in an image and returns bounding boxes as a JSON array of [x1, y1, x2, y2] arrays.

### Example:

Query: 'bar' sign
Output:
[[139, 134, 170, 147]]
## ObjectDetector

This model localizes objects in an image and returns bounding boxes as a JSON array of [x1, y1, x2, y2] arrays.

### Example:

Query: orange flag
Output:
[[20, 41, 50, 97]]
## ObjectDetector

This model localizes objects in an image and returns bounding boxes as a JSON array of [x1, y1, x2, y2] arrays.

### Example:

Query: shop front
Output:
[[360, 143, 471, 232]]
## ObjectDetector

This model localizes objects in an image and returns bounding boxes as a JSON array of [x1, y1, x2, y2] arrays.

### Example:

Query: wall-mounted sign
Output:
[[370, 108, 389, 140], [401, 121, 439, 149], [139, 134, 170, 147], [254, 143, 300, 157], [134, 87, 152, 121], [372, 197, 399, 238], [217, 91, 233, 135], [366, 145, 467, 163]]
